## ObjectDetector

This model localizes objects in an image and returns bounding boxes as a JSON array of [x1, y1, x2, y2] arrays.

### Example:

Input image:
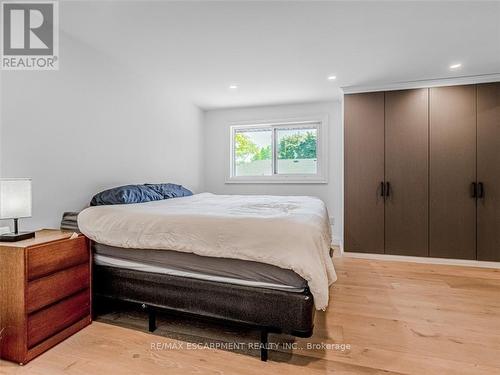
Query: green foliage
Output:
[[234, 133, 259, 163], [279, 131, 316, 159], [234, 131, 317, 164], [253, 145, 271, 161]]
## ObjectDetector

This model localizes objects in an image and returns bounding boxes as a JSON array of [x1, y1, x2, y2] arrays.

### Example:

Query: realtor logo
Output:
[[1, 1, 59, 70]]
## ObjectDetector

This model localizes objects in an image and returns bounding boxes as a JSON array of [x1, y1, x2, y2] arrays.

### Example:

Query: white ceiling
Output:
[[61, 1, 500, 109]]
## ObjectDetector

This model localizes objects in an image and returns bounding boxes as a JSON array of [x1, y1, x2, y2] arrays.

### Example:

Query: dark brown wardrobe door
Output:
[[385, 89, 429, 256], [477, 82, 500, 261], [429, 85, 476, 259], [344, 92, 385, 253]]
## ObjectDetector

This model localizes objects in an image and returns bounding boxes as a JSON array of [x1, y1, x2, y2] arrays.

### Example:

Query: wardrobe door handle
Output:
[[380, 182, 385, 197], [478, 182, 484, 199], [385, 182, 390, 197], [471, 182, 477, 198]]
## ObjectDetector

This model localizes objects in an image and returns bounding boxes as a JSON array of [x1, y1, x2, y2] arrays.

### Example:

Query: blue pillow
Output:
[[90, 185, 163, 206], [145, 183, 193, 199]]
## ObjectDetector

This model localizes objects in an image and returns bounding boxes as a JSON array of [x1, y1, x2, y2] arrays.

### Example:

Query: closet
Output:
[[477, 83, 500, 261], [344, 82, 500, 260], [344, 92, 385, 254], [385, 89, 428, 257], [429, 85, 476, 259]]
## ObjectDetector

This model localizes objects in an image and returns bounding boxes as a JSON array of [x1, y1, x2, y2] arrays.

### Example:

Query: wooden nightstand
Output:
[[0, 229, 91, 365]]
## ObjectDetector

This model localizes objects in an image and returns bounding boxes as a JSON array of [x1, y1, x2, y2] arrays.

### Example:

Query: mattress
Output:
[[79, 193, 336, 309], [93, 243, 308, 293]]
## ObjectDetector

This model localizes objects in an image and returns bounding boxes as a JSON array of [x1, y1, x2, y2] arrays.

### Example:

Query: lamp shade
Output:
[[0, 178, 32, 219]]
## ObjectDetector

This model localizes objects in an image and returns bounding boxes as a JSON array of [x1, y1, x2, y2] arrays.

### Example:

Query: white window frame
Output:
[[227, 115, 328, 184]]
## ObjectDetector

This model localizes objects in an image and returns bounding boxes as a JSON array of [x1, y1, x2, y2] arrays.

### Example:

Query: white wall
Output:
[[0, 31, 203, 231], [202, 101, 343, 243]]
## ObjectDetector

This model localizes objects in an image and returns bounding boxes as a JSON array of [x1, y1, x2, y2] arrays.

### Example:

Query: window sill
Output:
[[225, 177, 328, 184]]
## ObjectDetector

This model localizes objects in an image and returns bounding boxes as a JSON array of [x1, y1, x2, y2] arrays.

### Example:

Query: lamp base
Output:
[[0, 231, 35, 242]]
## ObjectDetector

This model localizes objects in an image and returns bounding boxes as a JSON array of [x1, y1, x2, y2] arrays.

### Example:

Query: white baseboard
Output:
[[343, 251, 500, 269]]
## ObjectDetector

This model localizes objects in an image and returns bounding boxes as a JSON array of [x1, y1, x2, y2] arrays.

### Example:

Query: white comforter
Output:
[[78, 193, 337, 310]]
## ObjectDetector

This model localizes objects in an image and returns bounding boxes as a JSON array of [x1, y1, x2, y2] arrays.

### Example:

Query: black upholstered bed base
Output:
[[93, 265, 315, 360]]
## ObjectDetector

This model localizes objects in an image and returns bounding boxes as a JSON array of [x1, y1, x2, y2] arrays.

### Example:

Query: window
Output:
[[228, 116, 327, 183], [234, 128, 273, 177]]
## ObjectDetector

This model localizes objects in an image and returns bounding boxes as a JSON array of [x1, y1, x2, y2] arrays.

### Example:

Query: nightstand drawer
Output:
[[27, 289, 90, 348], [1, 230, 92, 364], [27, 263, 90, 313], [27, 236, 88, 280]]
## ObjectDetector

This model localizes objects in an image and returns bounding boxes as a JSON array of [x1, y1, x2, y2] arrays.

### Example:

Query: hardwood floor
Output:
[[1, 256, 500, 374]]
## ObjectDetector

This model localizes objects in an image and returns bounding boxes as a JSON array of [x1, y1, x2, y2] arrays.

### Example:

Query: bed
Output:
[[77, 191, 336, 361]]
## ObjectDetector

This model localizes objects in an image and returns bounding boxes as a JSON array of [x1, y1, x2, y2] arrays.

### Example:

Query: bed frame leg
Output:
[[149, 309, 157, 332], [260, 329, 268, 362], [142, 304, 157, 332]]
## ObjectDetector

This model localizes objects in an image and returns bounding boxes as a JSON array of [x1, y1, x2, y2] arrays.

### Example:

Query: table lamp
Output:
[[0, 178, 35, 242]]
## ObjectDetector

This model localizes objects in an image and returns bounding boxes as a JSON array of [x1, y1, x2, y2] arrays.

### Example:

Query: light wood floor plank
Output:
[[1, 256, 499, 374]]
